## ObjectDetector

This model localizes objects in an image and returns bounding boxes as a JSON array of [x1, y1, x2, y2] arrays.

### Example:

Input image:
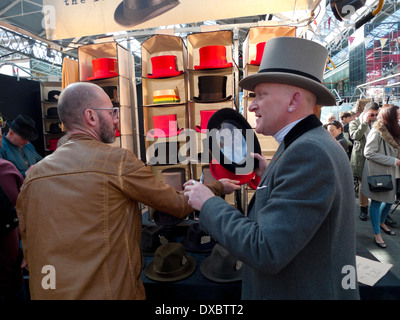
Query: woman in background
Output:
[[361, 104, 400, 248]]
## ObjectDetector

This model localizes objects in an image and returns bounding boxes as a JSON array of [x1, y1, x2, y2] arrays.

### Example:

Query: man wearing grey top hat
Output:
[[185, 37, 359, 299], [0, 114, 42, 178]]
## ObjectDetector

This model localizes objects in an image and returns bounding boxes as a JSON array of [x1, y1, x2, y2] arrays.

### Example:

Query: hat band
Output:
[[153, 257, 189, 277], [258, 68, 321, 84]]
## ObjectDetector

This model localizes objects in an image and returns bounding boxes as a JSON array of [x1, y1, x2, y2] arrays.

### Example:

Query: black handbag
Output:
[[367, 174, 393, 192], [0, 185, 19, 236], [367, 139, 394, 192]]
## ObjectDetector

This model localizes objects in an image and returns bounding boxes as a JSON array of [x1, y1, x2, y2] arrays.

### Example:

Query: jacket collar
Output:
[[283, 114, 322, 149]]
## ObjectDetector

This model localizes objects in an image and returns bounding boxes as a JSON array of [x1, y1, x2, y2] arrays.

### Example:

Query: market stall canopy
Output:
[[42, 0, 316, 40]]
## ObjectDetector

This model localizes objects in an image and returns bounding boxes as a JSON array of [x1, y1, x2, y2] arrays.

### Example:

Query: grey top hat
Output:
[[145, 243, 197, 282], [239, 37, 335, 106], [114, 0, 180, 27], [200, 244, 243, 283], [8, 114, 37, 141]]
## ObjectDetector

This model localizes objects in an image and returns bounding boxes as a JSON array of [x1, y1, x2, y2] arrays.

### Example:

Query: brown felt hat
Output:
[[145, 243, 197, 282]]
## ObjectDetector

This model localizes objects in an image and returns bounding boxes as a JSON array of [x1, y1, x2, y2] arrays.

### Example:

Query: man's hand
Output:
[[183, 180, 215, 211], [218, 179, 241, 194], [251, 152, 268, 178]]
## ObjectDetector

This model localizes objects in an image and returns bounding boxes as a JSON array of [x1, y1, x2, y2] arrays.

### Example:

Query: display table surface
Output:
[[141, 211, 400, 300]]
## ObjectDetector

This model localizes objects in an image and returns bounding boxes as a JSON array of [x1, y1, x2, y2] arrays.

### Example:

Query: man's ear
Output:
[[84, 109, 97, 127], [287, 91, 302, 113]]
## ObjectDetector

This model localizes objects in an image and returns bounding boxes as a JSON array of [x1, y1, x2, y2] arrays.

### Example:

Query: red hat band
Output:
[[147, 55, 183, 79], [194, 45, 233, 70], [196, 110, 218, 133], [250, 42, 266, 66], [209, 159, 255, 185], [147, 114, 183, 138], [87, 58, 119, 81]]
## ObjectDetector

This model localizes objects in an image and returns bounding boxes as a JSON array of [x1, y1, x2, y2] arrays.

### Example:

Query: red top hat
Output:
[[194, 46, 233, 70], [87, 58, 119, 81], [147, 55, 183, 79], [195, 109, 217, 133], [209, 159, 255, 185], [250, 42, 266, 66], [147, 114, 183, 138], [48, 138, 60, 151]]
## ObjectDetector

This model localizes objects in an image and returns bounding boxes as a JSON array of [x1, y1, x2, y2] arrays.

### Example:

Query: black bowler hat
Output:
[[45, 90, 61, 102], [114, 0, 180, 27], [46, 107, 59, 119], [8, 114, 37, 141], [193, 76, 232, 103]]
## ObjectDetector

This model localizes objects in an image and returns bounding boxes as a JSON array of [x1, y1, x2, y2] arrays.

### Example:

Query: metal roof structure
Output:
[[0, 0, 398, 83]]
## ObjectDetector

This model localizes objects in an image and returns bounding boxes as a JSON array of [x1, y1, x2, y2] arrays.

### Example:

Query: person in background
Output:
[[361, 104, 400, 248], [327, 120, 350, 155], [0, 114, 26, 300], [0, 114, 42, 178], [184, 37, 359, 300], [16, 82, 239, 300], [349, 101, 380, 222], [326, 112, 336, 124]]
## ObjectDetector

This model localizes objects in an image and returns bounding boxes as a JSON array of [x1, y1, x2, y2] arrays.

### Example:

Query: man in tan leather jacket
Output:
[[16, 82, 238, 300]]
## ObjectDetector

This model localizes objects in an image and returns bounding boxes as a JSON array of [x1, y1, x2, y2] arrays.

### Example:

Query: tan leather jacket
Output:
[[17, 135, 223, 300]]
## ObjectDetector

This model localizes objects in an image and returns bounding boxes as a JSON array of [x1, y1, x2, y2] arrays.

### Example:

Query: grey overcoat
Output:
[[200, 115, 360, 300], [361, 120, 399, 204]]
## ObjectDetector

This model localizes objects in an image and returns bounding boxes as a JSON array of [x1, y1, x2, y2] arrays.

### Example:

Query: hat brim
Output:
[[193, 95, 232, 103], [87, 72, 119, 81], [145, 254, 196, 282], [114, 0, 180, 27], [194, 62, 233, 70], [147, 128, 183, 138], [239, 72, 336, 106], [147, 70, 183, 79], [8, 122, 37, 141], [200, 256, 242, 283], [210, 159, 255, 185]]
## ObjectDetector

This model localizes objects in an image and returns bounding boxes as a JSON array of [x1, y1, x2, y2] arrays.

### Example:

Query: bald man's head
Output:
[[58, 82, 106, 130]]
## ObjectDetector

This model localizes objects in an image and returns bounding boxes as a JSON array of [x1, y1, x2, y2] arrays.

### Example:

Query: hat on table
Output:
[[193, 75, 232, 103], [8, 114, 37, 141], [87, 58, 119, 81], [145, 243, 197, 282], [181, 223, 216, 253], [200, 244, 243, 283], [239, 37, 335, 106], [194, 45, 233, 70]]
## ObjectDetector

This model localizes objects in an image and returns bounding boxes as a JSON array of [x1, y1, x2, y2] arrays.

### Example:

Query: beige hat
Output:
[[239, 37, 335, 106]]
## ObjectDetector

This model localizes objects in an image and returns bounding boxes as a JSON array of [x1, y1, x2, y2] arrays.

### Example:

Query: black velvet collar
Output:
[[283, 114, 322, 149]]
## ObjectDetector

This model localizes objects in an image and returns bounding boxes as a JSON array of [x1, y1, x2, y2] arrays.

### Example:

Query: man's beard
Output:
[[98, 114, 116, 144]]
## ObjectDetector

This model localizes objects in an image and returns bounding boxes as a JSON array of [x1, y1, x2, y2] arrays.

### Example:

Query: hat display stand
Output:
[[186, 30, 238, 196], [40, 82, 65, 155], [77, 41, 138, 155]]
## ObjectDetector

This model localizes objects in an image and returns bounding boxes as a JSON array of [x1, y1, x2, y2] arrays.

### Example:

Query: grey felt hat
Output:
[[239, 37, 335, 106]]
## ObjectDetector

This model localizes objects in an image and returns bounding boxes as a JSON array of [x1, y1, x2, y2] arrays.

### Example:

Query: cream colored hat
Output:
[[239, 37, 335, 106]]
